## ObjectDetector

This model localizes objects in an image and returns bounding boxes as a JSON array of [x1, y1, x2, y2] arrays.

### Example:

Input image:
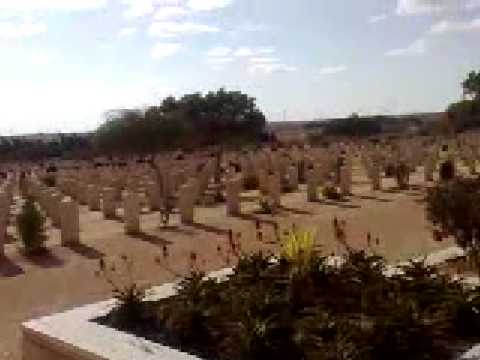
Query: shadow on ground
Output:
[[131, 231, 173, 247], [0, 256, 24, 277], [186, 222, 229, 236], [23, 250, 64, 269], [65, 243, 105, 260]]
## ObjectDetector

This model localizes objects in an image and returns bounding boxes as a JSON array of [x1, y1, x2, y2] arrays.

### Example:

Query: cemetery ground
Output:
[[0, 166, 455, 360]]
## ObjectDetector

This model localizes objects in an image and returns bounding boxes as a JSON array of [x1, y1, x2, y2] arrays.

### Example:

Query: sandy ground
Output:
[[0, 167, 455, 359]]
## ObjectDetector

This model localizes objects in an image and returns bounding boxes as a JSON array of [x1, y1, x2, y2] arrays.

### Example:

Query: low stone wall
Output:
[[22, 268, 233, 360], [22, 252, 479, 360]]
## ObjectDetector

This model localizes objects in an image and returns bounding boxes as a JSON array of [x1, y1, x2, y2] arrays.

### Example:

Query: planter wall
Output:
[[22, 268, 233, 360], [22, 249, 480, 360]]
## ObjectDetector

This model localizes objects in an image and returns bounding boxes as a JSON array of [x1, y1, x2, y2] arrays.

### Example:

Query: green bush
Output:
[[426, 177, 480, 250], [96, 256, 148, 329], [322, 185, 342, 200], [99, 237, 480, 360], [259, 195, 277, 214], [17, 197, 46, 255]]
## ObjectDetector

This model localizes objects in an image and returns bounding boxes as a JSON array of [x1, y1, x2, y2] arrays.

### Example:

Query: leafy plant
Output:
[[426, 177, 480, 249], [159, 195, 175, 228], [16, 197, 46, 255], [281, 228, 316, 272], [96, 255, 148, 329], [259, 195, 277, 214], [322, 185, 342, 200], [99, 226, 480, 360]]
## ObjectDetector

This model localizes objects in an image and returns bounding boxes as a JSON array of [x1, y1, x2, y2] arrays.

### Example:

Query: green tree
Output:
[[462, 70, 480, 100], [95, 88, 266, 155], [445, 70, 480, 132]]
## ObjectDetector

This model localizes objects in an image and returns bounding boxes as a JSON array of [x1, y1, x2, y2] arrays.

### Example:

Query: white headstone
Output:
[[124, 192, 141, 234], [60, 198, 80, 245], [226, 176, 241, 216], [102, 187, 117, 219]]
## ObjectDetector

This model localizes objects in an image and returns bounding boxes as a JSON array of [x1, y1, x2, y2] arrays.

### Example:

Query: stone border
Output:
[[21, 250, 479, 360], [22, 268, 233, 360]]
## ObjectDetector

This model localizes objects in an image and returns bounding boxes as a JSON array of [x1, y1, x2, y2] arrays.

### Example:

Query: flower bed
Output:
[[94, 245, 480, 360], [22, 255, 480, 360]]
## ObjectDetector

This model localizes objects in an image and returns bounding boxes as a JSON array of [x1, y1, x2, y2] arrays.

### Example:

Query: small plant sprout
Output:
[[281, 227, 316, 270], [96, 255, 148, 329]]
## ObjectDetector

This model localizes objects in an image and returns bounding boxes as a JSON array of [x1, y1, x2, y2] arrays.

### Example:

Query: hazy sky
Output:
[[0, 0, 479, 134]]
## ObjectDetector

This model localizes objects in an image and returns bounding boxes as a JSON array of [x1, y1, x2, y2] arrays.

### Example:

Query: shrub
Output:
[[16, 197, 46, 255], [159, 196, 175, 228], [426, 177, 480, 258], [99, 236, 480, 360], [322, 185, 342, 200], [281, 228, 316, 271], [96, 256, 148, 329], [258, 195, 277, 214]]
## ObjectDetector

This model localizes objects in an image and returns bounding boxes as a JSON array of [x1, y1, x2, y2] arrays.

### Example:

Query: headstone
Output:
[[424, 156, 435, 182], [339, 166, 351, 196], [287, 165, 299, 191], [60, 198, 80, 245], [77, 182, 88, 205], [146, 181, 161, 211], [0, 191, 8, 257], [178, 180, 195, 224], [87, 184, 101, 211], [49, 192, 62, 228], [306, 169, 318, 202], [258, 169, 269, 195], [268, 173, 281, 207], [226, 176, 241, 216], [371, 163, 381, 191], [102, 187, 117, 219], [124, 192, 140, 234]]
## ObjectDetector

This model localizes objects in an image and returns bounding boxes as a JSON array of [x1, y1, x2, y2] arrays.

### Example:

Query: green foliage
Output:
[[16, 197, 46, 255], [463, 70, 480, 100], [445, 70, 480, 131], [322, 185, 342, 200], [258, 195, 277, 214], [446, 99, 480, 131], [426, 177, 480, 250], [281, 228, 315, 271], [96, 256, 148, 329], [95, 88, 267, 155], [100, 229, 480, 360], [321, 115, 382, 138], [0, 135, 91, 162]]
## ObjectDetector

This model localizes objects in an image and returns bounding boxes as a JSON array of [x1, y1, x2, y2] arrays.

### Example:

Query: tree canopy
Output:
[[462, 70, 480, 101], [444, 70, 480, 133], [95, 88, 267, 155]]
